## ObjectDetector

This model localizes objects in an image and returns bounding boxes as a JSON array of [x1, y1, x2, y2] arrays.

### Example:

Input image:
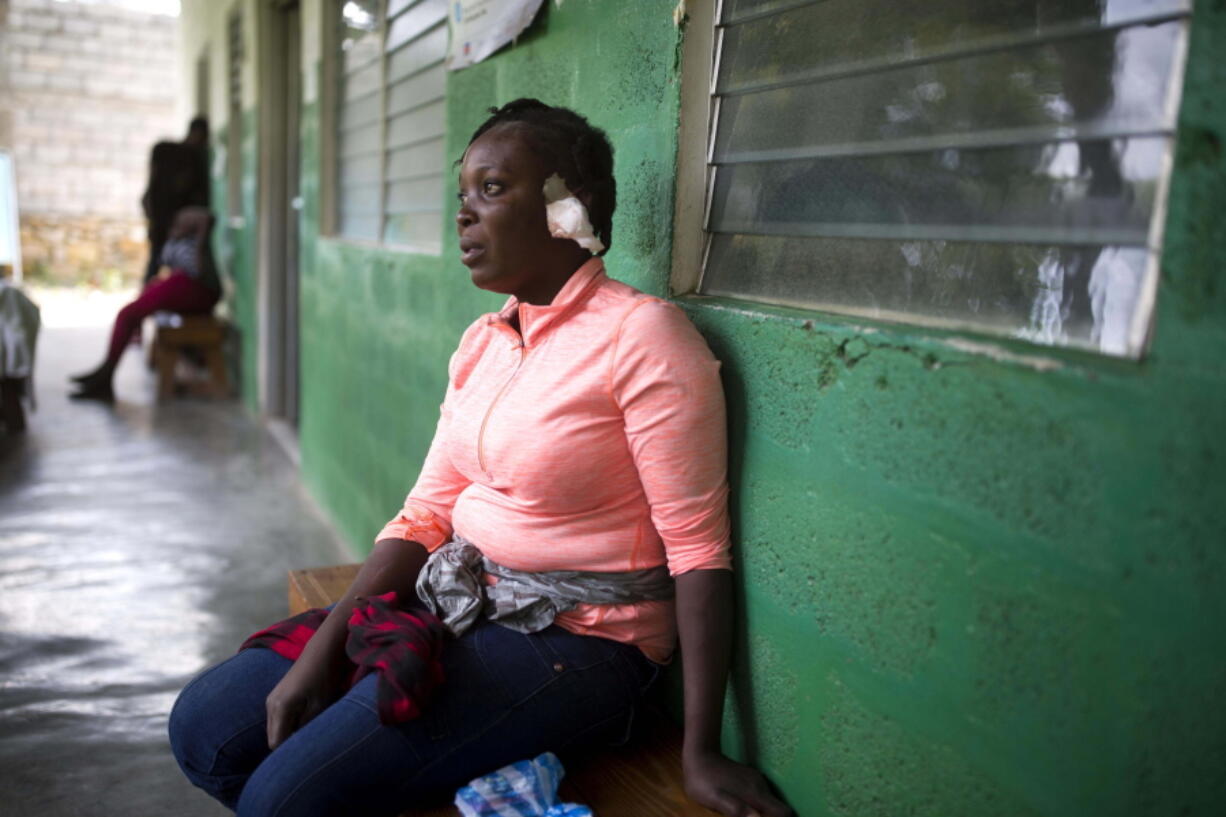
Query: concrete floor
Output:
[[0, 318, 351, 815]]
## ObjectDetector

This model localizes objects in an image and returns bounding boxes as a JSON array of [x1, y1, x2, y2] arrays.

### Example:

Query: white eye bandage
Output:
[[542, 173, 605, 254]]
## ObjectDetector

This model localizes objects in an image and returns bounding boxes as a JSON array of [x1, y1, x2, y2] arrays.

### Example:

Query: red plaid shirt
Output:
[[240, 592, 445, 724]]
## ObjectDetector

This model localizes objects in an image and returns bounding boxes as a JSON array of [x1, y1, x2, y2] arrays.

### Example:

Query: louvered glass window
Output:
[[698, 0, 1192, 358], [226, 11, 243, 220], [334, 0, 447, 252]]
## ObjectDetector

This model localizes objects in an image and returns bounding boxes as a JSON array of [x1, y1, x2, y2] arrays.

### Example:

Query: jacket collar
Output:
[[490, 256, 606, 347]]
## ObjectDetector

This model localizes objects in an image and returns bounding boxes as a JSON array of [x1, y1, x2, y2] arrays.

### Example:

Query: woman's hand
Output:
[[684, 749, 793, 817], [263, 538, 431, 750], [265, 652, 348, 749], [675, 570, 796, 817]]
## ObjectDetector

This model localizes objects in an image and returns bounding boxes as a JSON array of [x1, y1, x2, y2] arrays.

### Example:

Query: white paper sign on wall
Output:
[[447, 0, 545, 71]]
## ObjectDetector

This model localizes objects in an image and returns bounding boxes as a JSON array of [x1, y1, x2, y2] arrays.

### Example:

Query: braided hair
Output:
[[464, 98, 616, 255]]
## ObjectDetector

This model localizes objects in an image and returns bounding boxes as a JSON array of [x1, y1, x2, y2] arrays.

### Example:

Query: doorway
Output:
[[259, 0, 302, 448]]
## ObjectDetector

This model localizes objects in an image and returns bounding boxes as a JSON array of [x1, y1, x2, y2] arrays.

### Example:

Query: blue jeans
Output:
[[168, 619, 659, 817]]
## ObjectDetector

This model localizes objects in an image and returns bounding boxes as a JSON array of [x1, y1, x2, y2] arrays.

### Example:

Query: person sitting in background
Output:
[[70, 206, 220, 401]]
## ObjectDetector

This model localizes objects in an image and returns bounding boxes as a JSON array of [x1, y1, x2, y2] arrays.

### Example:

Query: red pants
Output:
[[107, 273, 219, 365]]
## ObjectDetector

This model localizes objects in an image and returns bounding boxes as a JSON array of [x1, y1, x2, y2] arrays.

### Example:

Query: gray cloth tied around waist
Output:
[[415, 535, 675, 637]]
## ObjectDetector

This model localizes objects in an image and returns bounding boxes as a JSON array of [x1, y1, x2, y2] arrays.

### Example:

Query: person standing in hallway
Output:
[[142, 117, 211, 286]]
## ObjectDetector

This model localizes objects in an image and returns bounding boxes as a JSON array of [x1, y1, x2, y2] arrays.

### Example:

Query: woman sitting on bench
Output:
[[69, 206, 220, 401], [168, 100, 790, 817]]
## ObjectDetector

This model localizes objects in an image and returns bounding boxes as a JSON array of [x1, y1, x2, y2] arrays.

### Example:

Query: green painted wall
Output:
[[675, 7, 1225, 816], [222, 1, 1224, 814], [213, 110, 260, 412]]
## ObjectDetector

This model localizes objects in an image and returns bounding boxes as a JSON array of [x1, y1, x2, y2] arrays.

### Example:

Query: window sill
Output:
[[673, 293, 1147, 375]]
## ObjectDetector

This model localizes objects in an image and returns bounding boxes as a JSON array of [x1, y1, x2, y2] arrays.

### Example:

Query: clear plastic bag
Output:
[[454, 751, 593, 817]]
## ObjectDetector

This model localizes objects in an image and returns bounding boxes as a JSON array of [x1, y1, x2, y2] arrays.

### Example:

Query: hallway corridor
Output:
[[0, 315, 350, 815]]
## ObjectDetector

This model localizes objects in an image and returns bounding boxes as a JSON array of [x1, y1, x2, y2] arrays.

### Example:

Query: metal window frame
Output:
[[323, 0, 445, 254], [673, 0, 1193, 360], [669, 0, 719, 296], [226, 5, 245, 226]]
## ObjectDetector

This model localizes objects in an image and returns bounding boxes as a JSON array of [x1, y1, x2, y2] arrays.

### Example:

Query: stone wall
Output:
[[18, 213, 147, 286], [0, 0, 181, 285]]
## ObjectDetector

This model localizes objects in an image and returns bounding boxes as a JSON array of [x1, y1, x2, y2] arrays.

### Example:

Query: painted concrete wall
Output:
[[671, 10, 1226, 813], [178, 1, 1226, 815]]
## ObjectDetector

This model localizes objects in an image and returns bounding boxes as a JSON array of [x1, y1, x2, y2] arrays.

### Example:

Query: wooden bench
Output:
[[150, 313, 230, 400], [289, 565, 719, 817]]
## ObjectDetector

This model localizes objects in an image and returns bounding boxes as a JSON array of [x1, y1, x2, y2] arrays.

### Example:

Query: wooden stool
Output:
[[288, 565, 720, 817], [151, 313, 230, 400]]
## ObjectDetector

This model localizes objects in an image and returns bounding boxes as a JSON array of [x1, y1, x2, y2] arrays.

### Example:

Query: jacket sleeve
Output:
[[610, 299, 732, 575], [375, 325, 480, 550]]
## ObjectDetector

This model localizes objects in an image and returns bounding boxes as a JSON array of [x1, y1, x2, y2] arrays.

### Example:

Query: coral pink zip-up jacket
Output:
[[377, 258, 732, 661]]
